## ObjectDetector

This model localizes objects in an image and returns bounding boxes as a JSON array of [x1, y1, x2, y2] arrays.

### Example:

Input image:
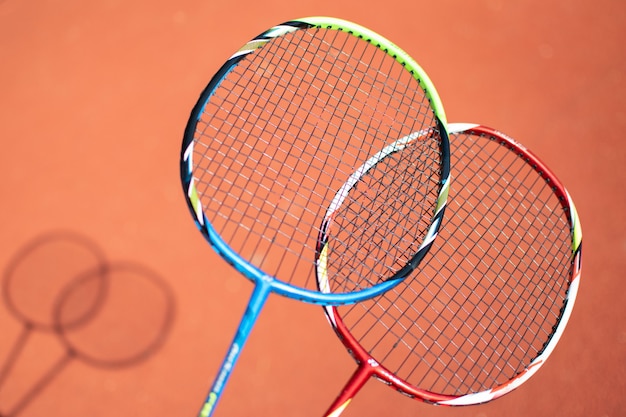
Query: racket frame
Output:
[[181, 16, 451, 306]]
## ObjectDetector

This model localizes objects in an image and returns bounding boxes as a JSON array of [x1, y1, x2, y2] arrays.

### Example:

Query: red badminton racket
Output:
[[320, 123, 582, 416]]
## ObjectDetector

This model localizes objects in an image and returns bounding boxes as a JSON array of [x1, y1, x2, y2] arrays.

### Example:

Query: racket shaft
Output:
[[324, 364, 372, 417], [198, 280, 271, 417], [6, 354, 72, 416], [0, 326, 31, 392]]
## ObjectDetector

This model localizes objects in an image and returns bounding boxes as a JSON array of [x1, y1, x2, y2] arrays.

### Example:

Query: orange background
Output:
[[0, 1, 624, 416]]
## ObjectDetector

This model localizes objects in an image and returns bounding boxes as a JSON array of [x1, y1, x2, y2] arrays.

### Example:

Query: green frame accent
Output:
[[294, 16, 448, 125]]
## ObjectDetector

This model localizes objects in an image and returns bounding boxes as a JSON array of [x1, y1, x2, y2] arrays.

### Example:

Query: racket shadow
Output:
[[0, 231, 176, 417]]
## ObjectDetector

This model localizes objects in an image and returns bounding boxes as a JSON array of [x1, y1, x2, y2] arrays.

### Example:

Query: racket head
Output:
[[181, 17, 450, 305], [325, 123, 582, 404]]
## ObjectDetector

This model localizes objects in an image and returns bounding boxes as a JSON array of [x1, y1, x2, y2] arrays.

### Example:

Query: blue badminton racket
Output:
[[180, 17, 450, 417]]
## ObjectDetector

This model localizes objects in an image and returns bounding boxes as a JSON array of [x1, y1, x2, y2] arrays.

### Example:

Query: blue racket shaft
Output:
[[198, 279, 271, 417]]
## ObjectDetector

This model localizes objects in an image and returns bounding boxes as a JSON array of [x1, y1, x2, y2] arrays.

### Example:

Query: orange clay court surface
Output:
[[0, 1, 625, 416]]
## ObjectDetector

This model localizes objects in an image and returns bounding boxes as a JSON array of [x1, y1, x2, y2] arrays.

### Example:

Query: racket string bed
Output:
[[192, 31, 445, 290], [328, 140, 444, 293]]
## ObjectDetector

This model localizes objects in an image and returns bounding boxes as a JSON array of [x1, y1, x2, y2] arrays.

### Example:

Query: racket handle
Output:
[[197, 279, 271, 417]]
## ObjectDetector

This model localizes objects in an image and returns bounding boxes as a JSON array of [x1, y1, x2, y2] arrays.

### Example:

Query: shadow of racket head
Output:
[[2, 230, 108, 331], [52, 261, 176, 368]]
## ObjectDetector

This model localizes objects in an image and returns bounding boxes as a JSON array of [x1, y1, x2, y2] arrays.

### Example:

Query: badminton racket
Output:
[[321, 123, 582, 416], [180, 16, 451, 417]]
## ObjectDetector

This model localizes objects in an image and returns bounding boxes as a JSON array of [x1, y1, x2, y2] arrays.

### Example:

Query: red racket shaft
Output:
[[324, 362, 372, 417]]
